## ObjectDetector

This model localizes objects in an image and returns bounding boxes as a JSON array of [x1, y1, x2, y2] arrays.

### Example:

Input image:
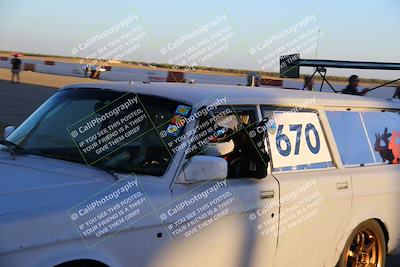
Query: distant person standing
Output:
[[83, 65, 90, 78], [10, 54, 22, 84], [247, 72, 261, 87], [393, 86, 400, 99], [303, 75, 315, 91], [97, 64, 107, 78], [342, 75, 368, 95]]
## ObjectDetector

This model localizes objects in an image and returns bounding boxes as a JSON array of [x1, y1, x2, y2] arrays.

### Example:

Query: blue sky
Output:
[[0, 0, 399, 79]]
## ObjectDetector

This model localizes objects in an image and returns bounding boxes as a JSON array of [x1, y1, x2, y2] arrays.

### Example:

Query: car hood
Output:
[[0, 150, 171, 254], [0, 150, 113, 216]]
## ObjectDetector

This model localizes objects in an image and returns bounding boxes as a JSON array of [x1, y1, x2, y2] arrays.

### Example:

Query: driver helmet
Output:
[[200, 114, 240, 157]]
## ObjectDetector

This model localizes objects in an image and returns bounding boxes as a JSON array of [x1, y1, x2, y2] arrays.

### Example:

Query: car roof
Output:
[[60, 82, 400, 110]]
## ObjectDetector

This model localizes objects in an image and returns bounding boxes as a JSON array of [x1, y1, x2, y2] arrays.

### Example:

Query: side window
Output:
[[262, 108, 333, 172], [362, 111, 400, 164], [188, 106, 270, 179], [326, 111, 375, 166], [326, 110, 400, 166]]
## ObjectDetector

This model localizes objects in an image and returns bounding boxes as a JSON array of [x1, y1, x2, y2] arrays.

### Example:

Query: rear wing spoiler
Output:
[[279, 54, 400, 94]]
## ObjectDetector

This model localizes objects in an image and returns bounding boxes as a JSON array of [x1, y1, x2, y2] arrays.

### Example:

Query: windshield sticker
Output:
[[170, 115, 186, 127], [166, 124, 179, 136], [175, 105, 191, 116], [165, 105, 191, 137]]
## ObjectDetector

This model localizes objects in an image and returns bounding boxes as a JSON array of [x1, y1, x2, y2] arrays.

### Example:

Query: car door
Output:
[[261, 107, 353, 267], [155, 106, 280, 267]]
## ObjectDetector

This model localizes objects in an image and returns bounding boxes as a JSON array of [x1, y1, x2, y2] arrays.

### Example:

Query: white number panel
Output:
[[267, 112, 331, 168]]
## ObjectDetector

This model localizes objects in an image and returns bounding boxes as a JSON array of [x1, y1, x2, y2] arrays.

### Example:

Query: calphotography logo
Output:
[[157, 179, 241, 240], [67, 176, 154, 248]]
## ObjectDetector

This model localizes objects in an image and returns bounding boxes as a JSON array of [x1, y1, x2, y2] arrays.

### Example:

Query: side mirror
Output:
[[4, 126, 16, 139], [181, 155, 227, 182]]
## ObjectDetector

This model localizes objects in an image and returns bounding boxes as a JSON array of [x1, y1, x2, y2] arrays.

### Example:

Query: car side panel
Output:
[[347, 164, 400, 254]]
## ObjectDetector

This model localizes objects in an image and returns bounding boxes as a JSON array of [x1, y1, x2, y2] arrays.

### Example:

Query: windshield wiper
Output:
[[92, 164, 119, 180], [0, 140, 23, 159]]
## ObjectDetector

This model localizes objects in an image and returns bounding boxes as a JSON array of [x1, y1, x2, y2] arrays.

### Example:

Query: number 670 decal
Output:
[[276, 123, 320, 157]]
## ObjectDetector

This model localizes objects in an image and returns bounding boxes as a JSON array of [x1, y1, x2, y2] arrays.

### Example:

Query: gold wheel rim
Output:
[[345, 227, 383, 267]]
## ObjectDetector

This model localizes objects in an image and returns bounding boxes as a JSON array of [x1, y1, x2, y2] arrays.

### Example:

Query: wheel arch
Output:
[[54, 259, 110, 267], [375, 218, 390, 251], [330, 217, 389, 266]]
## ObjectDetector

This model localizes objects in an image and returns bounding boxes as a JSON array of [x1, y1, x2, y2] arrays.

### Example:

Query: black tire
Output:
[[338, 219, 386, 267]]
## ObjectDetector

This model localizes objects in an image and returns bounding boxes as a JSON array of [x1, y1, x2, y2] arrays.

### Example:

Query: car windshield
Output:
[[6, 88, 192, 176]]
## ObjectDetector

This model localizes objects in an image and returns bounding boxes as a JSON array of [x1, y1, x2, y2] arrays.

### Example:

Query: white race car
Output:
[[0, 82, 399, 267]]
